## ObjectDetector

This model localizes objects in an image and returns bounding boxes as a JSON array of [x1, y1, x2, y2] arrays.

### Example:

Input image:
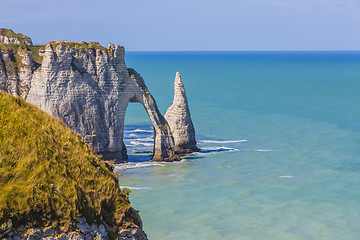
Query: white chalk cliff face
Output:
[[0, 35, 32, 45], [0, 30, 183, 162], [26, 42, 137, 161], [165, 72, 200, 153]]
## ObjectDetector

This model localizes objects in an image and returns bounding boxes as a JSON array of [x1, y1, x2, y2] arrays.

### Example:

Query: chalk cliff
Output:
[[165, 72, 200, 153], [0, 28, 180, 162], [0, 28, 33, 45]]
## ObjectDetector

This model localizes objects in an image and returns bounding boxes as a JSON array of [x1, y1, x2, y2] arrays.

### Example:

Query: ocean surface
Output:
[[115, 51, 360, 239]]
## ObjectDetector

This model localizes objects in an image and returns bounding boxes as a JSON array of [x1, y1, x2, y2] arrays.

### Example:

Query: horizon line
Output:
[[126, 50, 360, 52]]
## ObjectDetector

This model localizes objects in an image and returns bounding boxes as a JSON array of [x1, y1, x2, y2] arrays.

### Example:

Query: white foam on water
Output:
[[120, 186, 152, 190], [201, 147, 242, 152], [115, 162, 164, 170], [128, 133, 137, 138], [200, 139, 248, 144], [128, 129, 153, 133], [256, 149, 273, 152], [134, 137, 153, 142], [130, 141, 153, 147], [279, 175, 295, 178], [169, 173, 184, 177]]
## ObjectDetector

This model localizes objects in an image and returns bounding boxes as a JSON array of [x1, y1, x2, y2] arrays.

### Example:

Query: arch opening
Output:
[[124, 102, 154, 162]]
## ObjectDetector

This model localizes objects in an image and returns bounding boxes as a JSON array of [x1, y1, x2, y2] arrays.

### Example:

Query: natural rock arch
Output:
[[104, 68, 180, 162]]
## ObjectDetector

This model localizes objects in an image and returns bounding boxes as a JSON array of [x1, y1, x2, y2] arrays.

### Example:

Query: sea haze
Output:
[[114, 51, 360, 240]]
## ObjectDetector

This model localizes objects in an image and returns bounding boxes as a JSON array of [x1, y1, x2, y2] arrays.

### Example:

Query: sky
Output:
[[1, 0, 360, 51]]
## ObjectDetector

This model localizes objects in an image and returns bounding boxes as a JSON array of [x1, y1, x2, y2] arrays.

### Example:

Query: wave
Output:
[[129, 141, 153, 147], [255, 149, 273, 152], [128, 133, 138, 138], [134, 137, 153, 142], [200, 147, 243, 153], [120, 186, 152, 190], [200, 139, 248, 144], [115, 162, 164, 170], [125, 129, 153, 133], [279, 175, 294, 178]]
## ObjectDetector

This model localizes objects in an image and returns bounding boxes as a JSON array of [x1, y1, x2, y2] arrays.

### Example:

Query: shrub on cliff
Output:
[[0, 92, 130, 234]]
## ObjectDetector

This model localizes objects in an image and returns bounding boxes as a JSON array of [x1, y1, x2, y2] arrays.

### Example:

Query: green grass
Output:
[[0, 29, 120, 77], [0, 41, 115, 76], [0, 44, 43, 68], [47, 41, 112, 53], [28, 46, 43, 66], [0, 93, 131, 236], [0, 43, 28, 52]]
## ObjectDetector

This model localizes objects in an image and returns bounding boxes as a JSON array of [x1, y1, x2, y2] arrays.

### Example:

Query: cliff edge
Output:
[[0, 92, 147, 240]]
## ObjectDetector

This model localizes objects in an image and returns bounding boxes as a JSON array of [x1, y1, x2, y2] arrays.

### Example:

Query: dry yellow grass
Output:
[[0, 92, 130, 233]]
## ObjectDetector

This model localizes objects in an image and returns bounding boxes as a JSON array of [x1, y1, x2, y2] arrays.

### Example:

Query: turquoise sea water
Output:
[[116, 52, 360, 239]]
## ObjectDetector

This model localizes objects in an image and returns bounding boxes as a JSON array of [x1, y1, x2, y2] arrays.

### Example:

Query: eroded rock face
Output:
[[1, 215, 148, 240], [25, 42, 132, 161], [0, 48, 35, 96], [165, 72, 200, 153], [0, 35, 33, 45], [0, 28, 33, 45], [0, 29, 180, 162]]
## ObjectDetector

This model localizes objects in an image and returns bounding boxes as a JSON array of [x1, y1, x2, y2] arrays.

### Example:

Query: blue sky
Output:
[[1, 0, 360, 51]]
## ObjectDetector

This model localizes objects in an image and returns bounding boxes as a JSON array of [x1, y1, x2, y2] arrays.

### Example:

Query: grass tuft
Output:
[[48, 41, 111, 53]]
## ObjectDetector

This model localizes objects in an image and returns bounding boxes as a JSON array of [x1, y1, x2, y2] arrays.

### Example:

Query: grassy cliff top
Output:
[[47, 41, 113, 53], [0, 40, 115, 68], [0, 43, 43, 67], [0, 28, 32, 45], [0, 29, 121, 74], [0, 41, 113, 78], [0, 41, 110, 54], [0, 93, 131, 234], [0, 29, 123, 57]]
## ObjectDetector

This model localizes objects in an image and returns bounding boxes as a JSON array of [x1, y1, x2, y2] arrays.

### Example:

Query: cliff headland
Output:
[[0, 28, 200, 239], [0, 28, 199, 163]]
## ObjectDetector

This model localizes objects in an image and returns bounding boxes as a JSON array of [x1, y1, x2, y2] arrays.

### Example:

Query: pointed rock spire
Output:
[[165, 72, 200, 153]]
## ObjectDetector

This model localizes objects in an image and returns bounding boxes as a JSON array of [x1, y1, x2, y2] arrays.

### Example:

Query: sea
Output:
[[114, 51, 360, 240]]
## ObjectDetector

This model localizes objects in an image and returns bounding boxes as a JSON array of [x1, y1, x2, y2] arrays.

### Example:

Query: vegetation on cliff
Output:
[[0, 28, 118, 78], [0, 43, 43, 75], [0, 29, 32, 46], [0, 93, 132, 235], [47, 41, 112, 53], [0, 41, 114, 77]]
